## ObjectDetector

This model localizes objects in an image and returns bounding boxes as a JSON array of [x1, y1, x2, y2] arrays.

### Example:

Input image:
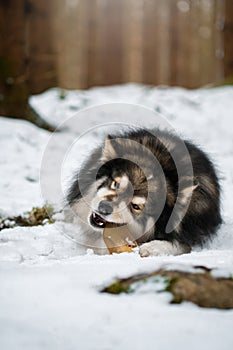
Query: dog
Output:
[[66, 128, 221, 256]]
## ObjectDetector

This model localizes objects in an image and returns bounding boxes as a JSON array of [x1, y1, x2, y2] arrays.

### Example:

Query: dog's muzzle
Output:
[[98, 200, 113, 216], [89, 201, 113, 228], [90, 212, 107, 228]]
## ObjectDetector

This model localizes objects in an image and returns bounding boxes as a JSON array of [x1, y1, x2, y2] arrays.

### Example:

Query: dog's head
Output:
[[72, 135, 166, 242], [68, 131, 198, 246]]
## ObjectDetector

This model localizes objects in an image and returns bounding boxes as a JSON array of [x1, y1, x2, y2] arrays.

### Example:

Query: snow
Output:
[[0, 84, 233, 349]]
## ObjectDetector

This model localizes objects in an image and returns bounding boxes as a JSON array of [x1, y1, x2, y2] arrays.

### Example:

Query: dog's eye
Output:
[[111, 181, 120, 189], [131, 203, 140, 211]]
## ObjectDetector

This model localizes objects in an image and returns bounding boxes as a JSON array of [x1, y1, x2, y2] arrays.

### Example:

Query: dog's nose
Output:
[[98, 200, 113, 216]]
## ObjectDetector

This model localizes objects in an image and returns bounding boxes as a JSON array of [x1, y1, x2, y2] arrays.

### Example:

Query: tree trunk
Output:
[[224, 0, 233, 79], [0, 0, 55, 131]]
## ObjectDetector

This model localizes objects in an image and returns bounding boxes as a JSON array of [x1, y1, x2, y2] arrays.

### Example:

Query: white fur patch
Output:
[[97, 187, 115, 198], [119, 175, 129, 190], [144, 217, 155, 234], [132, 196, 146, 205], [179, 184, 198, 205], [101, 137, 117, 161], [139, 240, 191, 257]]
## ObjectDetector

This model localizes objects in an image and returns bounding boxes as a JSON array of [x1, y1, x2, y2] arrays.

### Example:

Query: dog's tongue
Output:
[[103, 223, 138, 254]]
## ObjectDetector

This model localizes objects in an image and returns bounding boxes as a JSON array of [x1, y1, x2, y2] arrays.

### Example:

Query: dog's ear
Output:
[[179, 182, 199, 205], [166, 181, 199, 234], [101, 136, 117, 161]]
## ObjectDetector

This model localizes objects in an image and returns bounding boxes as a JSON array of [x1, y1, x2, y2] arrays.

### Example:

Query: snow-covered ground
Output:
[[0, 84, 233, 349]]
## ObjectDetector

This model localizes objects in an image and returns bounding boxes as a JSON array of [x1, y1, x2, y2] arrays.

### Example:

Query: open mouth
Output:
[[90, 212, 125, 229], [90, 212, 107, 228]]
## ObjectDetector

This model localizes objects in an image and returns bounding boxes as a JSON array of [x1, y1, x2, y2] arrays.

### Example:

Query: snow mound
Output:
[[0, 84, 233, 350]]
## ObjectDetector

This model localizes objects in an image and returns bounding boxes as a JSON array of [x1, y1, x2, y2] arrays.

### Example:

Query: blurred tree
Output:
[[0, 0, 232, 115], [224, 0, 233, 81], [0, 0, 55, 131]]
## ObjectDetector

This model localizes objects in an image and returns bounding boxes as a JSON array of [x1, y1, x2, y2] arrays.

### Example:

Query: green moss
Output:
[[212, 75, 233, 87], [59, 89, 67, 100], [165, 276, 179, 293], [221, 75, 233, 86], [101, 270, 233, 309], [102, 281, 131, 294], [0, 205, 55, 231], [102, 274, 172, 295]]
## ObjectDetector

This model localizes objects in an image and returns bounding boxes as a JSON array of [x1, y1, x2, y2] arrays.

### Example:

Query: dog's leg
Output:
[[139, 240, 191, 257]]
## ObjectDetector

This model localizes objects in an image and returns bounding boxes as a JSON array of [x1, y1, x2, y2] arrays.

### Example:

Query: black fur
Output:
[[67, 128, 222, 248]]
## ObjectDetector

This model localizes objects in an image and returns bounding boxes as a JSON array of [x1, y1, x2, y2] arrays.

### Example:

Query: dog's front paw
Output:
[[139, 241, 169, 257], [139, 240, 191, 257]]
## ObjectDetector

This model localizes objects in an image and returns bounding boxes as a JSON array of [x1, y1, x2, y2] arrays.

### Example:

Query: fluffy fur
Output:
[[66, 129, 222, 256]]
